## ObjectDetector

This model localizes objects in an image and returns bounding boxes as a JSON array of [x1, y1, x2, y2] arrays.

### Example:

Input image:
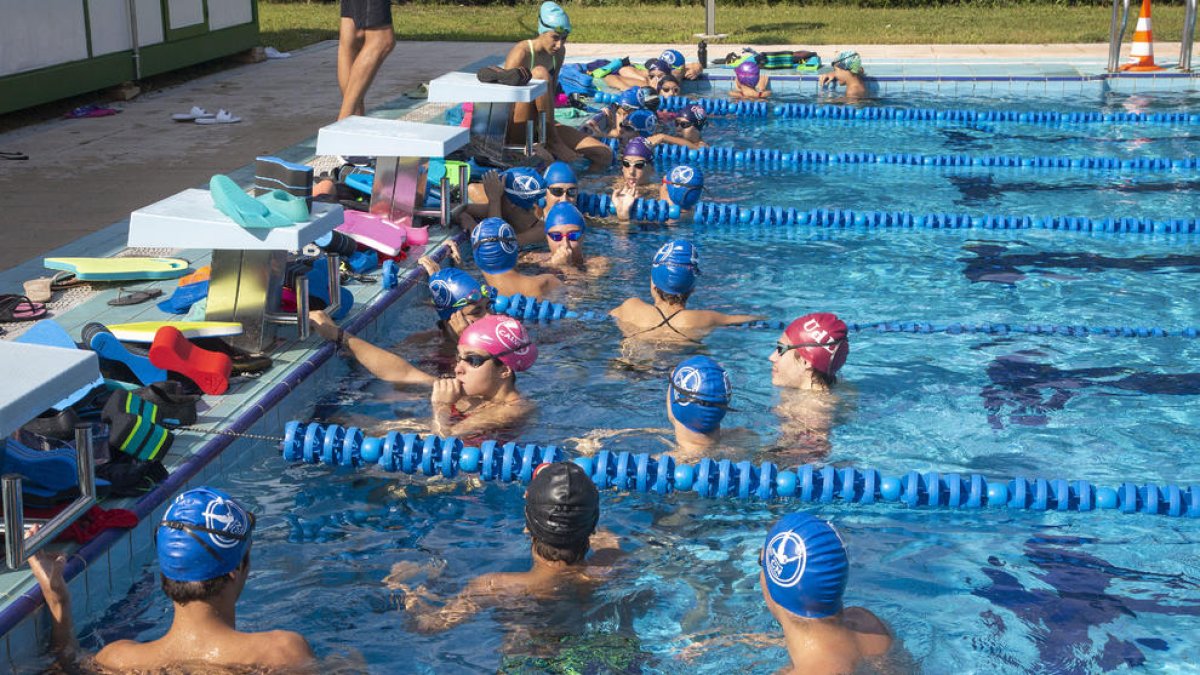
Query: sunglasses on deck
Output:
[[547, 186, 578, 198], [622, 160, 647, 170], [774, 338, 847, 357], [547, 230, 583, 242]]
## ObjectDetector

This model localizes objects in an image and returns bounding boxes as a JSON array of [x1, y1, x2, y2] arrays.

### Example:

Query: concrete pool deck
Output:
[[0, 39, 1195, 277]]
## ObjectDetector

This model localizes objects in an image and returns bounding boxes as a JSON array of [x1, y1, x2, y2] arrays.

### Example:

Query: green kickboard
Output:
[[44, 257, 190, 281], [107, 321, 243, 343]]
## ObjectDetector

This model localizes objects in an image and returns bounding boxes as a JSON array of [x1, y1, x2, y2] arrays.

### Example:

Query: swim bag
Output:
[[558, 63, 597, 97]]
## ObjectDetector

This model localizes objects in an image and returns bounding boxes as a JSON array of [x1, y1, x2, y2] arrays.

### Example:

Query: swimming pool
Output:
[[60, 87, 1200, 673]]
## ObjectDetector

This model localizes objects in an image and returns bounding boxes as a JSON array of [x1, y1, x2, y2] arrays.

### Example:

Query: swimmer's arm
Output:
[[446, 398, 534, 439], [676, 632, 784, 662], [691, 309, 768, 327], [608, 297, 639, 322], [311, 313, 434, 385], [587, 528, 623, 566], [516, 224, 546, 247], [535, 273, 565, 300], [647, 133, 703, 150], [406, 575, 504, 633], [27, 550, 81, 660]]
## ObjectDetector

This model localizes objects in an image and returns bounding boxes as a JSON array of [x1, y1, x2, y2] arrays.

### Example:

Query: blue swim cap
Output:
[[669, 355, 731, 434], [761, 513, 849, 619], [625, 109, 657, 137], [429, 268, 491, 320], [664, 164, 704, 209], [651, 239, 699, 295], [471, 217, 520, 274], [617, 87, 646, 111], [660, 49, 686, 69], [157, 487, 254, 582], [503, 167, 547, 210], [543, 160, 578, 186], [544, 202, 586, 233], [538, 1, 571, 35]]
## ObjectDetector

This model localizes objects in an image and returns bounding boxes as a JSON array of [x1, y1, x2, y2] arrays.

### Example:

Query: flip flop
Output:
[[172, 106, 216, 122], [65, 104, 119, 119], [194, 109, 241, 125], [1, 151, 28, 160], [264, 47, 292, 59], [108, 288, 165, 307], [49, 271, 87, 291], [0, 294, 47, 322]]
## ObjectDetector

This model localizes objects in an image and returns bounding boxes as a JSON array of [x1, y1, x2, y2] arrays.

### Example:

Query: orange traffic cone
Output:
[[1122, 0, 1165, 72]]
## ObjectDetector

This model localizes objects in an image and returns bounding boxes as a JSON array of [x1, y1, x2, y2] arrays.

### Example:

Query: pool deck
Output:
[[0, 37, 1197, 670]]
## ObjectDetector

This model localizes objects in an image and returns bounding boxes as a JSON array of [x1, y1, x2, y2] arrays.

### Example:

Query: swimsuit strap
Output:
[[526, 39, 559, 76], [629, 305, 701, 343]]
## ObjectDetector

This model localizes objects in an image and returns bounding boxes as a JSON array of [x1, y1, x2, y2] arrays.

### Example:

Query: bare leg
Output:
[[509, 64, 554, 146], [337, 18, 364, 98], [338, 24, 396, 120], [556, 124, 613, 171]]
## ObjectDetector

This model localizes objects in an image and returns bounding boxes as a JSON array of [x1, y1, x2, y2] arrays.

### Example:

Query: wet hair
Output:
[[532, 536, 590, 564], [656, 73, 681, 93], [159, 554, 246, 604], [652, 286, 691, 306], [809, 364, 837, 388]]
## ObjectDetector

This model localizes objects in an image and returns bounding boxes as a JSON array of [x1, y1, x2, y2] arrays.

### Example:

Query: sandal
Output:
[[107, 287, 165, 307], [0, 294, 47, 322], [23, 277, 54, 303], [49, 271, 87, 292]]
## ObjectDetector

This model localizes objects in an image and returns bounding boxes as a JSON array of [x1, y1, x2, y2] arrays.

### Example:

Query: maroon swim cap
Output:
[[783, 313, 849, 377]]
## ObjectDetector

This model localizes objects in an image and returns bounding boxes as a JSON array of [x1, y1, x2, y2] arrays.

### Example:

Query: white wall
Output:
[[0, 0, 89, 77], [208, 0, 253, 31]]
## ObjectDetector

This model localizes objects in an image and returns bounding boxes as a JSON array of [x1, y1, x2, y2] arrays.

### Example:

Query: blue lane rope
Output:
[[487, 295, 1200, 339], [649, 141, 1200, 173], [280, 422, 1200, 519], [570, 188, 1200, 236]]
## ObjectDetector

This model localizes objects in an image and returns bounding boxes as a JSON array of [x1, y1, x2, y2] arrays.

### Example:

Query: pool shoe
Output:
[[148, 326, 232, 395], [130, 381, 201, 427], [192, 337, 274, 376], [65, 104, 119, 119], [476, 66, 533, 87], [23, 277, 54, 303], [210, 174, 292, 229], [20, 407, 80, 442], [172, 106, 216, 122], [194, 109, 241, 125], [256, 189, 310, 222], [103, 406, 174, 462]]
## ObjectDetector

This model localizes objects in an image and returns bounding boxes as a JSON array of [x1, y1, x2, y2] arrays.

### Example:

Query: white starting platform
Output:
[[427, 71, 548, 161]]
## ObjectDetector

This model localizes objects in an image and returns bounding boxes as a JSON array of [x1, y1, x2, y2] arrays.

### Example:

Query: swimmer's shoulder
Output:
[[94, 638, 145, 670], [842, 606, 893, 657], [610, 296, 648, 317], [247, 629, 316, 667]]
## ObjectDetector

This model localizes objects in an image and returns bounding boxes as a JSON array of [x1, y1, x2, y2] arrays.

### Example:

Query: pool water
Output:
[[76, 88, 1200, 674]]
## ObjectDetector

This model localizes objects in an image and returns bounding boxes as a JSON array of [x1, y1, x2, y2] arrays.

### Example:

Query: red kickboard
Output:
[[148, 326, 232, 395]]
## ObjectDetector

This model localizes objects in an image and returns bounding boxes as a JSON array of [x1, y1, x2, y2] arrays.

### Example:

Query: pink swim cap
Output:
[[459, 314, 538, 372], [783, 313, 849, 377]]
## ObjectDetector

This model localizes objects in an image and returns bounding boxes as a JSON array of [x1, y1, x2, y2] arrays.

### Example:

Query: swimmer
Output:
[[759, 513, 892, 673], [471, 216, 564, 300], [424, 266, 497, 342], [602, 57, 674, 91], [617, 163, 704, 221], [648, 104, 708, 150], [656, 72, 682, 97], [466, 168, 546, 243], [542, 161, 579, 210], [28, 488, 313, 671], [730, 60, 771, 99], [667, 355, 733, 457], [391, 461, 621, 633], [581, 87, 659, 139], [659, 47, 705, 81], [610, 240, 763, 342], [523, 203, 610, 275], [503, 2, 612, 168], [818, 51, 869, 101], [619, 109, 659, 142], [768, 313, 850, 461]]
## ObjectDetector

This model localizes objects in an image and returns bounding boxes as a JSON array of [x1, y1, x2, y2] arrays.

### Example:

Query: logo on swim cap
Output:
[[429, 279, 454, 309], [493, 318, 531, 355], [766, 530, 808, 588], [509, 174, 542, 198], [669, 165, 695, 185], [202, 495, 248, 549], [672, 366, 703, 400]]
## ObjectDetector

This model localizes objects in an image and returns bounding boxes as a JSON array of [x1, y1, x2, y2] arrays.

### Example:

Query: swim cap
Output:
[[664, 164, 704, 209], [623, 137, 653, 160], [459, 314, 537, 372], [735, 60, 761, 87], [636, 86, 661, 111], [617, 86, 659, 112], [761, 513, 849, 619], [429, 268, 492, 320], [471, 217, 519, 274], [669, 355, 731, 434], [831, 51, 863, 75], [537, 1, 571, 35], [503, 167, 547, 210], [525, 462, 600, 547], [625, 109, 657, 137], [783, 313, 850, 378], [157, 487, 254, 582], [543, 160, 577, 186], [644, 58, 671, 75], [660, 49, 686, 69], [678, 104, 707, 130], [651, 239, 700, 295], [544, 202, 586, 233]]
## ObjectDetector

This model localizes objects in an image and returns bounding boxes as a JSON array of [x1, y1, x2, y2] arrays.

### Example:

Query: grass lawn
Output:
[[260, 2, 1189, 52]]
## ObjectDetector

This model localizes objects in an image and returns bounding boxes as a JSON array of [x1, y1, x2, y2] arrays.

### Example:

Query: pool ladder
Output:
[[1108, 0, 1197, 72]]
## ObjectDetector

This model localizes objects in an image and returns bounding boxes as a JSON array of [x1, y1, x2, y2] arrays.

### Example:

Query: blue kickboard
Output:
[[344, 171, 374, 195], [14, 320, 104, 410], [90, 332, 168, 386], [2, 439, 110, 497], [308, 256, 354, 320]]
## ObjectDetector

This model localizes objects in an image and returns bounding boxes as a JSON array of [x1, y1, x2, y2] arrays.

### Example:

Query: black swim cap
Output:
[[524, 462, 600, 547]]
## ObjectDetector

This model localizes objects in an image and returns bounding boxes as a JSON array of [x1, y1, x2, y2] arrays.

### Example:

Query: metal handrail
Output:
[[1181, 0, 1197, 71], [1108, 0, 1133, 72], [3, 426, 98, 569]]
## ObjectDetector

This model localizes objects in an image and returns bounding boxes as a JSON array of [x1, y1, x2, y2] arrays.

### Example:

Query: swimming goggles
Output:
[[158, 511, 256, 563], [622, 159, 647, 170], [450, 285, 494, 311], [547, 186, 578, 198], [538, 18, 570, 37], [547, 230, 583, 242], [473, 235, 513, 246], [774, 337, 847, 357], [669, 381, 734, 410], [674, 118, 694, 129], [456, 352, 496, 368], [664, 180, 701, 194]]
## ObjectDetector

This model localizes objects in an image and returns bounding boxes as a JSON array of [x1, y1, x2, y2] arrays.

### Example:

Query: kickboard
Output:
[[90, 332, 168, 386], [44, 257, 190, 281], [344, 171, 374, 195], [106, 321, 242, 343], [308, 256, 354, 320], [148, 326, 232, 395], [336, 210, 406, 256], [14, 320, 105, 410]]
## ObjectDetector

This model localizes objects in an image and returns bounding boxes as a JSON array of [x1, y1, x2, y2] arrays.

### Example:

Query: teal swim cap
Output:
[[831, 51, 863, 75], [538, 1, 571, 35]]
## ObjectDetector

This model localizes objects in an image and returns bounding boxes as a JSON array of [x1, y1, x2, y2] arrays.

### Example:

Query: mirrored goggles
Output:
[[774, 337, 847, 357], [547, 230, 583, 242], [547, 186, 578, 198]]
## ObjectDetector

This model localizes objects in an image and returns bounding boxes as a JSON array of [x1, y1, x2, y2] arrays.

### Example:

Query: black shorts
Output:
[[340, 0, 392, 29]]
